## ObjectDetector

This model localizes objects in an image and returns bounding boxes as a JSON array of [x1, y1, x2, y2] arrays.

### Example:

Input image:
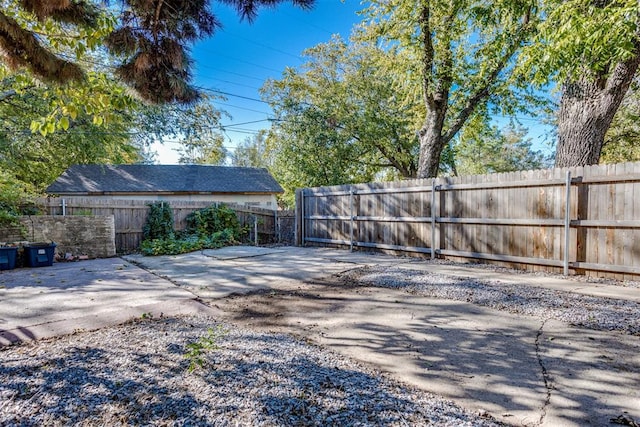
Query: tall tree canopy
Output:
[[454, 120, 550, 175], [0, 0, 314, 104], [601, 78, 640, 163], [360, 0, 540, 178], [231, 131, 272, 168], [263, 32, 548, 206], [521, 0, 640, 167], [262, 36, 420, 185]]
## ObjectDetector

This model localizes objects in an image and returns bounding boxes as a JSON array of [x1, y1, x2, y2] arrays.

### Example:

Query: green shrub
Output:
[[142, 202, 174, 240], [140, 229, 237, 256], [185, 204, 240, 237], [0, 171, 31, 227], [140, 203, 242, 256]]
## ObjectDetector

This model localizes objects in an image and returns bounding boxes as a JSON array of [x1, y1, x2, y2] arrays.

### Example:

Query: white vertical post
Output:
[[61, 198, 66, 216], [564, 170, 572, 276], [431, 179, 437, 260], [349, 189, 354, 252]]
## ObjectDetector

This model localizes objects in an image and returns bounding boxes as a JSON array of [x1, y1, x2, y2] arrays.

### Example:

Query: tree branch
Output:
[[419, 2, 434, 108], [153, 0, 165, 41], [441, 8, 532, 144], [441, 52, 510, 144], [433, 4, 457, 106]]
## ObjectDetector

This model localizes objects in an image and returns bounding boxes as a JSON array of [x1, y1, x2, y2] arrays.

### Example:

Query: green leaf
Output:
[[59, 116, 70, 131]]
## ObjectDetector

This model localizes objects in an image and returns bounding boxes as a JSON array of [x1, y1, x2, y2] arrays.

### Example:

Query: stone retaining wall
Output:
[[0, 216, 116, 258]]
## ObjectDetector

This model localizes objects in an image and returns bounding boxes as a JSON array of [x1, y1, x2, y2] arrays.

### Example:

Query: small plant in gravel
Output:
[[184, 325, 228, 373]]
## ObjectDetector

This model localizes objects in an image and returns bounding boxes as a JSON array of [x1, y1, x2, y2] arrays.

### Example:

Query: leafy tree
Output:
[[601, 79, 640, 163], [0, 0, 314, 104], [454, 120, 551, 175], [262, 35, 421, 204], [174, 102, 226, 165], [266, 110, 379, 207], [0, 72, 228, 201], [521, 0, 639, 167], [0, 74, 141, 194], [231, 131, 272, 168], [360, 0, 540, 178]]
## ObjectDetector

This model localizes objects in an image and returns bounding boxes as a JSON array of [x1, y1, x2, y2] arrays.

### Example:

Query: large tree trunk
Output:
[[555, 57, 640, 168], [417, 107, 447, 178]]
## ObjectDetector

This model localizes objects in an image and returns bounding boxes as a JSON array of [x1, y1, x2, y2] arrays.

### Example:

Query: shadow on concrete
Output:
[[215, 275, 640, 427]]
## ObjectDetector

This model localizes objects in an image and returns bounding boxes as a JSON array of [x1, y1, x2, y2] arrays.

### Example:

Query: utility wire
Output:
[[217, 31, 303, 61]]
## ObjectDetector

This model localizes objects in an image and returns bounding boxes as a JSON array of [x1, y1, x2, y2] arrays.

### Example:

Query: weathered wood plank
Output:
[[297, 162, 640, 277]]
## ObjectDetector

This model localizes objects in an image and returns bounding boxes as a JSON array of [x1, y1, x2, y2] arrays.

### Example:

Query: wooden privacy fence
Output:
[[36, 198, 291, 253], [296, 162, 640, 279]]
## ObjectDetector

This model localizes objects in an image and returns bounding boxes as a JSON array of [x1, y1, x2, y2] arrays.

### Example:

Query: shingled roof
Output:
[[46, 165, 283, 195]]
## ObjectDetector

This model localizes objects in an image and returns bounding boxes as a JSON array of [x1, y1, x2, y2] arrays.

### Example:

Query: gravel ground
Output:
[[343, 265, 640, 335], [0, 315, 500, 427]]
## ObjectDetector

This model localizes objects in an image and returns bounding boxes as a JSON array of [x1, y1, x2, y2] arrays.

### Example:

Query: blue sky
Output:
[[152, 0, 554, 164], [153, 0, 364, 163]]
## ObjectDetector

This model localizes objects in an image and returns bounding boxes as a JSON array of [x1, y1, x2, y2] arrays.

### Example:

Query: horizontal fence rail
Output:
[[35, 198, 295, 253], [296, 162, 640, 280]]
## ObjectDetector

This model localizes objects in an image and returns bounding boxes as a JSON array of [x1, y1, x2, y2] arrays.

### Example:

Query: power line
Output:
[[222, 31, 303, 61], [221, 119, 271, 127], [213, 101, 272, 115], [194, 64, 266, 82], [196, 50, 282, 74], [197, 76, 262, 91], [222, 128, 262, 135], [199, 87, 269, 104]]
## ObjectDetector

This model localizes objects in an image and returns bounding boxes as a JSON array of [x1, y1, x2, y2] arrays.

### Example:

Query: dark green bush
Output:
[[185, 204, 240, 237], [140, 203, 242, 256], [143, 202, 174, 240]]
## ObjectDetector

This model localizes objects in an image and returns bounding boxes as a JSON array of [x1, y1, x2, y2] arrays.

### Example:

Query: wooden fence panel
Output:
[[299, 162, 640, 279], [35, 198, 278, 253]]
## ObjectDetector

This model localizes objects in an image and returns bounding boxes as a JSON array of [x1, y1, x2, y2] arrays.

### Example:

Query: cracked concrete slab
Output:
[[2, 246, 638, 426], [123, 246, 413, 299], [201, 246, 286, 260], [125, 247, 640, 426], [538, 319, 640, 426], [0, 258, 206, 345]]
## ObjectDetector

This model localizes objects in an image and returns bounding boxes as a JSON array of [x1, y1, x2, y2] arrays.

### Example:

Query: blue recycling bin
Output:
[[0, 247, 18, 270], [24, 243, 56, 267]]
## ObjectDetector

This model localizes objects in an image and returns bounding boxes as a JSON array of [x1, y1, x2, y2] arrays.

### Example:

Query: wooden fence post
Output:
[[294, 189, 302, 246]]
